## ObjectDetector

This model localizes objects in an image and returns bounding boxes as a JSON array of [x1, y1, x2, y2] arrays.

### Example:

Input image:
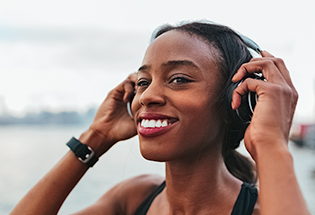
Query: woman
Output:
[[10, 22, 310, 215]]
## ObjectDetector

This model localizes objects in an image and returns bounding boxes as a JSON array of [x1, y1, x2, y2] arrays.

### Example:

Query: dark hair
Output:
[[152, 21, 257, 184]]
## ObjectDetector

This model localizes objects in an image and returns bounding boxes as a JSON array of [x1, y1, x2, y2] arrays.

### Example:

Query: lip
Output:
[[137, 112, 178, 138]]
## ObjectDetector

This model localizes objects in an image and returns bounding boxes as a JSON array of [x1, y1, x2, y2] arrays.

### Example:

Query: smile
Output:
[[141, 119, 168, 128], [137, 115, 178, 137]]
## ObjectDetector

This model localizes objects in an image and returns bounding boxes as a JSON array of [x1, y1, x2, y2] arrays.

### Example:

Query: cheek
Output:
[[130, 93, 140, 109], [176, 96, 221, 140], [161, 97, 223, 160]]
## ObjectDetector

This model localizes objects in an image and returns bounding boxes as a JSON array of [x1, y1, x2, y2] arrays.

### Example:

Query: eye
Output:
[[136, 79, 150, 87], [170, 76, 192, 84]]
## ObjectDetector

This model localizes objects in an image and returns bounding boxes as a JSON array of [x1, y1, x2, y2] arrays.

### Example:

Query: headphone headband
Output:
[[239, 34, 262, 56]]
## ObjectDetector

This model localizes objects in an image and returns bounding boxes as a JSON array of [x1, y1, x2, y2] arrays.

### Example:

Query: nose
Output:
[[139, 80, 166, 107]]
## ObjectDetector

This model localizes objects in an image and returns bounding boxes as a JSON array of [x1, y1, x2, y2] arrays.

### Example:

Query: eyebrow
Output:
[[162, 60, 199, 69], [138, 60, 199, 73], [138, 64, 150, 72]]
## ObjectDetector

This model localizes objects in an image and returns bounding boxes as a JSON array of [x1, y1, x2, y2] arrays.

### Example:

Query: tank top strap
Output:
[[133, 181, 166, 215], [230, 182, 258, 215], [134, 181, 257, 215]]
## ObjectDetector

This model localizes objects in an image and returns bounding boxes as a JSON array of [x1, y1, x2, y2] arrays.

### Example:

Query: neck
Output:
[[162, 147, 242, 214]]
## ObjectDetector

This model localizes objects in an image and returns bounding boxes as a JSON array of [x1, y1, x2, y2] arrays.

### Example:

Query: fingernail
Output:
[[231, 75, 237, 82], [231, 101, 235, 110]]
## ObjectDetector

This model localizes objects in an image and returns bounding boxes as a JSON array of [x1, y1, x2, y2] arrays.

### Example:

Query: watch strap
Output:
[[66, 137, 98, 167]]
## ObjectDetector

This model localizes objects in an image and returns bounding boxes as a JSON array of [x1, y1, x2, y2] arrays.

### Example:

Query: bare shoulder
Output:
[[99, 174, 165, 214], [71, 174, 164, 215], [119, 174, 165, 214]]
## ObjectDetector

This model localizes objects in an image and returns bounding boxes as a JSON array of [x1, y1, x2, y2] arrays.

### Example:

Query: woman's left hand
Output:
[[231, 51, 298, 160]]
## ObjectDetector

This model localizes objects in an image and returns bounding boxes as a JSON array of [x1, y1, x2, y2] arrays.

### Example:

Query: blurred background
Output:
[[0, 0, 314, 214]]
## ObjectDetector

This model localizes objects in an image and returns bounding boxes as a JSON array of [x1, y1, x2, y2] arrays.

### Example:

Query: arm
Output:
[[232, 51, 310, 215], [70, 174, 164, 215], [10, 74, 138, 215]]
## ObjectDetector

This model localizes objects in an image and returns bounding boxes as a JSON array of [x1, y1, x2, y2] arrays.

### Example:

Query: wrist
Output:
[[79, 127, 116, 157], [254, 139, 291, 162], [66, 137, 98, 167]]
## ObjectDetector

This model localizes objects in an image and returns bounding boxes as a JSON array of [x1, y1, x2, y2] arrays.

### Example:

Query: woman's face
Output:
[[132, 30, 224, 162]]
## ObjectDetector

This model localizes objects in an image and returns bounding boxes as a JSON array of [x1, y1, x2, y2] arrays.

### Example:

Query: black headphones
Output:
[[226, 35, 264, 124]]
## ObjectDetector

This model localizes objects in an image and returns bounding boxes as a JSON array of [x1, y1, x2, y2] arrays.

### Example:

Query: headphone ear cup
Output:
[[226, 81, 238, 120], [225, 81, 249, 149], [226, 81, 254, 124]]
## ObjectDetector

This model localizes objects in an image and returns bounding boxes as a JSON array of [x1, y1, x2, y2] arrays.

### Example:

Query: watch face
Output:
[[66, 137, 97, 167]]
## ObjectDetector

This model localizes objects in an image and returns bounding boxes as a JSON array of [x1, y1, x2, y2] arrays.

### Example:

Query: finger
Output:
[[123, 79, 135, 102], [261, 50, 275, 58], [249, 56, 295, 89], [232, 59, 286, 84], [232, 50, 275, 82], [231, 78, 264, 110], [127, 72, 138, 83], [232, 63, 250, 82]]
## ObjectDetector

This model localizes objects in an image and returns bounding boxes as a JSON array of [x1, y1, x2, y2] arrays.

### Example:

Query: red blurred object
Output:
[[290, 124, 315, 149]]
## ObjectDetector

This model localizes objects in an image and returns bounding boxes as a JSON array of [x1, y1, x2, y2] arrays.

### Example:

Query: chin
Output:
[[140, 148, 170, 162], [139, 142, 197, 163], [139, 143, 180, 162]]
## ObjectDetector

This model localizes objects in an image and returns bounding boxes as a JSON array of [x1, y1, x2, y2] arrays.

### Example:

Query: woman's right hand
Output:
[[82, 73, 138, 156]]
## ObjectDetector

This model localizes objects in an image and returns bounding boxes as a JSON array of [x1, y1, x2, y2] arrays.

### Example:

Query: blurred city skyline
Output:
[[1, 0, 315, 122]]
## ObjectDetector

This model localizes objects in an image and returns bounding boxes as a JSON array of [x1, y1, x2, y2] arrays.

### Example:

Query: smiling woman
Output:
[[10, 21, 310, 215]]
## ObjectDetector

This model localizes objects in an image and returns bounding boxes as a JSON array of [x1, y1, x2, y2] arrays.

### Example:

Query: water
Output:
[[290, 142, 315, 214], [0, 125, 165, 214], [0, 125, 314, 214]]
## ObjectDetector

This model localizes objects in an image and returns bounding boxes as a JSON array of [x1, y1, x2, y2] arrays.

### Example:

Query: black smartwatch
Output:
[[66, 137, 98, 167]]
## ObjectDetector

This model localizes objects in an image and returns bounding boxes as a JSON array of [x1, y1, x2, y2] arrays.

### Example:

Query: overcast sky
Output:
[[0, 0, 314, 121]]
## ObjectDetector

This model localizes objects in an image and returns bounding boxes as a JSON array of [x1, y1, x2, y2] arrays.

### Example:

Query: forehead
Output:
[[142, 30, 219, 74]]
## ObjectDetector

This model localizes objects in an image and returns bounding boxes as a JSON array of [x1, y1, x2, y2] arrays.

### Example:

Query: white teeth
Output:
[[141, 119, 168, 128], [148, 120, 155, 128], [161, 120, 168, 127], [156, 120, 162, 127], [141, 119, 149, 127]]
